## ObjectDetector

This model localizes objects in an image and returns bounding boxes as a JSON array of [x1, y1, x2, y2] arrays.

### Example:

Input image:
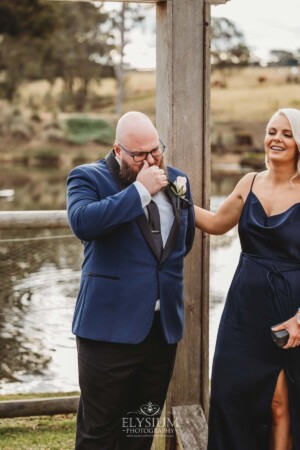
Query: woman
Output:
[[195, 108, 300, 450]]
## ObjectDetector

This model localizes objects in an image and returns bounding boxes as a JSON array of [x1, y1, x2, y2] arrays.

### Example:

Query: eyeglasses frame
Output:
[[116, 139, 166, 162]]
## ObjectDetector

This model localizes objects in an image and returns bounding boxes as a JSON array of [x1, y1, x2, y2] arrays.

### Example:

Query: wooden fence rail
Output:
[[0, 396, 79, 419], [0, 211, 69, 229]]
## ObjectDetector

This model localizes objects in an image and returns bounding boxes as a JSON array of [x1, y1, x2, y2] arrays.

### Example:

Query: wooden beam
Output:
[[0, 211, 69, 229], [156, 0, 210, 432], [0, 396, 79, 419], [172, 404, 208, 450], [209, 0, 230, 4], [47, 0, 168, 3]]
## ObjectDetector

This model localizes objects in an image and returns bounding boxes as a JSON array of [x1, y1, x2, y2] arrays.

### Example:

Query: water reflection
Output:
[[0, 165, 68, 211], [209, 191, 242, 374], [0, 230, 81, 394]]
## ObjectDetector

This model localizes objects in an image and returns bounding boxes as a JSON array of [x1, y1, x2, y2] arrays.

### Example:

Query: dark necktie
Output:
[[147, 200, 163, 257]]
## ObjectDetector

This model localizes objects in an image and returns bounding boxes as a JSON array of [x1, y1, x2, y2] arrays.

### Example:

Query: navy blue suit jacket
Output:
[[67, 151, 195, 344]]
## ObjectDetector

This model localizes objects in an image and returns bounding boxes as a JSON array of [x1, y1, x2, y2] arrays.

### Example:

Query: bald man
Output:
[[67, 112, 195, 450]]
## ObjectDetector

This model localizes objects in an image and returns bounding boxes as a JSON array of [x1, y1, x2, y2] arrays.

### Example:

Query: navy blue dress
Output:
[[208, 176, 300, 450]]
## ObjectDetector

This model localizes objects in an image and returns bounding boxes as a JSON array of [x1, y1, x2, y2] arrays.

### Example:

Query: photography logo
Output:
[[122, 401, 175, 438]]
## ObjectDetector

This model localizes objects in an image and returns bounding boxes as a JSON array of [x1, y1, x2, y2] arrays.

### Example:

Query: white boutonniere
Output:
[[170, 176, 187, 198], [168, 176, 191, 211]]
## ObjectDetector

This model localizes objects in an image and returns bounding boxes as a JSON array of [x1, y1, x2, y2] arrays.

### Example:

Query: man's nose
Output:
[[145, 152, 155, 164]]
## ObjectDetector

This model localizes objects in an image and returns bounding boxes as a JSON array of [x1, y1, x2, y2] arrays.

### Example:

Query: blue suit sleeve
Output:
[[67, 166, 145, 242]]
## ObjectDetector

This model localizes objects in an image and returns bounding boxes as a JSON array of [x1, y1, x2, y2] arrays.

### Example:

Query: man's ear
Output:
[[114, 143, 121, 160]]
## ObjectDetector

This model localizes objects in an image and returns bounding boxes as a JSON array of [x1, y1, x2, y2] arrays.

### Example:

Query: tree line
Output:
[[0, 0, 145, 111], [0, 1, 298, 112]]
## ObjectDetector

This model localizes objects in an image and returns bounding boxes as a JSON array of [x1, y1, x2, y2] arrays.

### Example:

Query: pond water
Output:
[[0, 165, 244, 395]]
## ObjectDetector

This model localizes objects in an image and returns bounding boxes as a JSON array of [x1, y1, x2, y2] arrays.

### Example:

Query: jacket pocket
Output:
[[88, 272, 120, 281]]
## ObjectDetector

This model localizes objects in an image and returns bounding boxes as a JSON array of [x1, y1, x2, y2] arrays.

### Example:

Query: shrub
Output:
[[43, 127, 66, 143], [65, 117, 114, 146], [10, 123, 33, 141], [32, 147, 60, 167]]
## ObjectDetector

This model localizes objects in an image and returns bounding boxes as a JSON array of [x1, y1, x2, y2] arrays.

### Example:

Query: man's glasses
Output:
[[117, 139, 166, 162]]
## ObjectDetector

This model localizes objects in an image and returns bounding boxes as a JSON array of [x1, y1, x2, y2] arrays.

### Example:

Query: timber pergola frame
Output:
[[1, 0, 230, 447]]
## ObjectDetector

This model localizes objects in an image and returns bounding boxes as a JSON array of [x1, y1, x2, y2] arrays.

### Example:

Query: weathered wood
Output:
[[101, 0, 167, 2], [0, 211, 69, 229], [201, 0, 212, 421], [156, 1, 211, 434], [0, 396, 79, 418], [209, 0, 230, 4], [172, 404, 208, 450], [48, 0, 168, 3]]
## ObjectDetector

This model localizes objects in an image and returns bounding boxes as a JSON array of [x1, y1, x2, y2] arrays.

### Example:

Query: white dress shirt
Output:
[[134, 181, 175, 310]]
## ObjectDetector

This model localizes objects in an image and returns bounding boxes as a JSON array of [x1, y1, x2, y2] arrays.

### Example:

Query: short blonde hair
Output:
[[265, 108, 300, 177]]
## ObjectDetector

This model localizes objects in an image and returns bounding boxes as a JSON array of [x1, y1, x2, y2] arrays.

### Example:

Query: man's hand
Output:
[[136, 161, 168, 195]]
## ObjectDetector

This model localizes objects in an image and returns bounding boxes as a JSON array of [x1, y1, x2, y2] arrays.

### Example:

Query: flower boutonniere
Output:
[[169, 176, 192, 211]]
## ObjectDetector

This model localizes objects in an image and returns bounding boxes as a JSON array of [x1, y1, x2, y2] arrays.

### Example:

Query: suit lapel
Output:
[[105, 150, 127, 190], [105, 150, 161, 260], [160, 185, 181, 264]]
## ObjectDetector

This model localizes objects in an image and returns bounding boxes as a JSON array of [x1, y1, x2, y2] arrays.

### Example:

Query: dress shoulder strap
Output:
[[249, 173, 258, 192]]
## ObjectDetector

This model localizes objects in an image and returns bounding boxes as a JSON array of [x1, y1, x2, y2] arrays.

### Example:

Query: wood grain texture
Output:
[[172, 404, 208, 450], [156, 0, 210, 430], [0, 211, 69, 229], [156, 2, 211, 447], [47, 0, 168, 3], [0, 396, 79, 418]]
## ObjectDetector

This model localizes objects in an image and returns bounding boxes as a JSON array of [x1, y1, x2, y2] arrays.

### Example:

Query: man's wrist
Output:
[[134, 181, 151, 208]]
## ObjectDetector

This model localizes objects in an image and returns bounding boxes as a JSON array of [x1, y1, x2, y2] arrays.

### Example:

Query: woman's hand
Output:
[[272, 314, 300, 349]]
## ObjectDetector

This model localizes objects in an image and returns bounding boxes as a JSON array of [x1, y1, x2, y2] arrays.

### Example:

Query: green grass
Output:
[[0, 393, 78, 450], [65, 116, 115, 146], [0, 415, 76, 450]]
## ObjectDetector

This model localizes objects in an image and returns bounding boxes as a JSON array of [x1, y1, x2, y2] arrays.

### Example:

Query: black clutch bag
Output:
[[270, 324, 289, 348]]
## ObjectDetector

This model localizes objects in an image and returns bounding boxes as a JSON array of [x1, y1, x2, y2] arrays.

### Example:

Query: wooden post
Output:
[[156, 0, 211, 425], [172, 404, 208, 450]]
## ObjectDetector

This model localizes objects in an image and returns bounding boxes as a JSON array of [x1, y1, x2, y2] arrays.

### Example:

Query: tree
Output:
[[0, 0, 57, 100], [269, 50, 298, 67], [0, 0, 56, 38], [42, 2, 114, 111], [211, 17, 251, 69], [106, 4, 147, 117], [0, 1, 115, 109]]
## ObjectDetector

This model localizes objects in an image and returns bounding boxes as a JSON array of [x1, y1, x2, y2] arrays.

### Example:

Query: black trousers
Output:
[[75, 313, 177, 450]]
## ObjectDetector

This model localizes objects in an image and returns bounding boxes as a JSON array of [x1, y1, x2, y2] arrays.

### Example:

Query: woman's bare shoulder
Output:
[[234, 171, 257, 192]]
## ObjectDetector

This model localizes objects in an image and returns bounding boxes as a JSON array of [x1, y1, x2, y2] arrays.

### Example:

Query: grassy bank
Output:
[[0, 393, 78, 450], [2, 66, 299, 164]]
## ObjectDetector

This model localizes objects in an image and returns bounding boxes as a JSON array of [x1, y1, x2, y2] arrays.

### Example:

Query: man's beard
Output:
[[119, 158, 166, 186]]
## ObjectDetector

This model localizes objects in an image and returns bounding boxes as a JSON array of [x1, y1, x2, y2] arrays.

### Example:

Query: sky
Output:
[[212, 0, 300, 64], [104, 0, 300, 69]]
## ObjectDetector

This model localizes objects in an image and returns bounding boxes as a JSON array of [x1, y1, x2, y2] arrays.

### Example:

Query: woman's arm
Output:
[[194, 172, 256, 235]]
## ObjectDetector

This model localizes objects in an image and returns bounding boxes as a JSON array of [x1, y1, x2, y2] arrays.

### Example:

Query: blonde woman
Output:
[[195, 108, 300, 450]]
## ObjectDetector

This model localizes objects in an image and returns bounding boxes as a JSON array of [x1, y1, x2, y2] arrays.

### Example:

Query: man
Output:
[[67, 111, 195, 449]]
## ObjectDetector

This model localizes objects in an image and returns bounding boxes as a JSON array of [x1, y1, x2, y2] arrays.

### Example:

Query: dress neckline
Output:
[[250, 191, 300, 218]]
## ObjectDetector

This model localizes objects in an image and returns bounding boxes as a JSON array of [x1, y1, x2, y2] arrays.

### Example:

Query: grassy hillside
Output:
[[1, 66, 299, 167]]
